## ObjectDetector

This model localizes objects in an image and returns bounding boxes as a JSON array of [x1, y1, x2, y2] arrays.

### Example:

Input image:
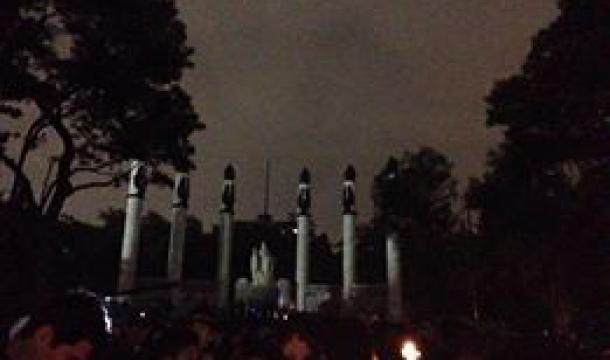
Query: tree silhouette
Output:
[[470, 0, 610, 333], [0, 0, 203, 219]]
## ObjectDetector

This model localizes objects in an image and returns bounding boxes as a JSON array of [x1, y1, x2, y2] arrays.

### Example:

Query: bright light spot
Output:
[[282, 314, 289, 321], [292, 228, 298, 234], [400, 340, 421, 360], [139, 311, 146, 318], [102, 306, 112, 334]]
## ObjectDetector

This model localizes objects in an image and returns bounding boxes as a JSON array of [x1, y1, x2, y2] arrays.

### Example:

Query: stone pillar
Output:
[[277, 278, 292, 309], [118, 160, 147, 294], [296, 168, 311, 312], [167, 173, 189, 291], [386, 231, 403, 322], [217, 164, 235, 308], [342, 165, 356, 301]]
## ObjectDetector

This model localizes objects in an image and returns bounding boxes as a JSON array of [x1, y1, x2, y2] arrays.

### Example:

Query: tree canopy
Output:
[[373, 147, 457, 239], [469, 0, 610, 332], [0, 0, 203, 219]]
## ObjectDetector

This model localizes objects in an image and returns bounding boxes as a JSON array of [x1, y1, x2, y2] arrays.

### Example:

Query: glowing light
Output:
[[400, 340, 421, 360], [101, 306, 112, 334]]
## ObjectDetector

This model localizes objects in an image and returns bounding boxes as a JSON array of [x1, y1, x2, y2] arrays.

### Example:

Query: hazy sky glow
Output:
[[60, 0, 558, 238]]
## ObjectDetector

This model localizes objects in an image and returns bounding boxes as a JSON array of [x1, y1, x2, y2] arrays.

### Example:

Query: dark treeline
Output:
[[367, 0, 610, 339]]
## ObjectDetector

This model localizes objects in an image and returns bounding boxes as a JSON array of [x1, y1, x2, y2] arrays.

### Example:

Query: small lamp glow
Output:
[[400, 340, 421, 360]]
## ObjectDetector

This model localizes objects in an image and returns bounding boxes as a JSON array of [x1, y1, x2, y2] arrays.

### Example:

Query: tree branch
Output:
[[0, 152, 37, 209], [39, 156, 58, 204], [70, 159, 122, 176], [41, 115, 76, 218], [10, 116, 49, 197], [70, 178, 119, 193]]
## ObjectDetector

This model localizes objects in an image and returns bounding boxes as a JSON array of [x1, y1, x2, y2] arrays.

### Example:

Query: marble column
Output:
[[217, 164, 235, 308], [386, 231, 403, 322], [167, 173, 189, 288], [342, 165, 356, 301], [296, 168, 311, 312], [118, 160, 147, 294]]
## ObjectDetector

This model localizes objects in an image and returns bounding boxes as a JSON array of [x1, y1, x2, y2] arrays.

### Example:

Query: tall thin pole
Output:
[[264, 160, 270, 217]]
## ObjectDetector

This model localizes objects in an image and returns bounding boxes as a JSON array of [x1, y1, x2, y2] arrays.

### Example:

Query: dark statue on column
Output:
[[297, 167, 311, 216], [222, 164, 236, 214], [380, 157, 400, 231], [342, 165, 356, 215], [176, 176, 189, 208], [133, 163, 147, 198]]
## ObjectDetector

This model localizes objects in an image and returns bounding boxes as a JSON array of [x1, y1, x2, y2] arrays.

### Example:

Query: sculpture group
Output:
[[250, 242, 274, 287]]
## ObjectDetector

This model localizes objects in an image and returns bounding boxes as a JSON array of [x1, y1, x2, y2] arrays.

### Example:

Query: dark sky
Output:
[[63, 0, 558, 239]]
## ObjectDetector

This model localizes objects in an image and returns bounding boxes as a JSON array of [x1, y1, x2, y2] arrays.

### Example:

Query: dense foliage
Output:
[[468, 0, 610, 333], [0, 0, 203, 219]]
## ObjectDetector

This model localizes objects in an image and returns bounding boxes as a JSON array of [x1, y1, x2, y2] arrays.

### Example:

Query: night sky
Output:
[[63, 0, 558, 239]]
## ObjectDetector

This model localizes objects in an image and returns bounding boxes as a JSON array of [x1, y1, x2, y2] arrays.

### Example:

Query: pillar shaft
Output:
[[342, 213, 355, 300], [296, 215, 310, 311], [167, 206, 187, 282], [386, 231, 403, 322], [167, 173, 189, 285], [118, 160, 146, 294], [218, 212, 233, 308]]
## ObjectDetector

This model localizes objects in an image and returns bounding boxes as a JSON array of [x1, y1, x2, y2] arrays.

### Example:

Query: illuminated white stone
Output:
[[251, 241, 275, 287], [167, 173, 188, 290], [386, 231, 403, 322], [342, 213, 355, 300], [277, 278, 292, 308], [296, 214, 309, 311], [117, 160, 146, 294]]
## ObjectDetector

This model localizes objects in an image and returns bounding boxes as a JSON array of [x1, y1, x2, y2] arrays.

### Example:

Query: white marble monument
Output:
[[118, 160, 147, 294], [342, 165, 356, 301], [296, 168, 311, 312], [167, 173, 189, 296]]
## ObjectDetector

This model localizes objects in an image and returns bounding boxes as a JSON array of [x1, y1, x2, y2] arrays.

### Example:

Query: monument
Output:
[[234, 241, 292, 309], [251, 241, 275, 286], [342, 165, 356, 301], [118, 160, 147, 294], [116, 163, 404, 321], [218, 164, 235, 308], [167, 172, 189, 298], [386, 230, 403, 321], [296, 168, 311, 312], [382, 159, 404, 322]]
